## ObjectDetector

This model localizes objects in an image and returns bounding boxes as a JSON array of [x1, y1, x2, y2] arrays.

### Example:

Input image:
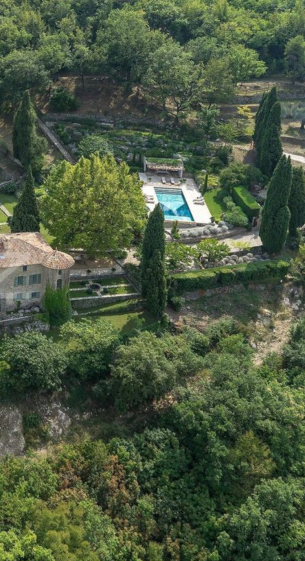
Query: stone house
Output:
[[0, 233, 74, 314]]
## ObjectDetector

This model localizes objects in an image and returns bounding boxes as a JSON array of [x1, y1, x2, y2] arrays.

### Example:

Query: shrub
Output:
[[223, 206, 248, 227], [169, 295, 185, 311], [171, 270, 217, 292], [232, 186, 260, 220], [50, 87, 80, 112], [218, 268, 236, 285]]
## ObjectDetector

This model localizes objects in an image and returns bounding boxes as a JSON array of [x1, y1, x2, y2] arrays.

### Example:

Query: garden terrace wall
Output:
[[170, 260, 289, 293], [232, 186, 260, 220]]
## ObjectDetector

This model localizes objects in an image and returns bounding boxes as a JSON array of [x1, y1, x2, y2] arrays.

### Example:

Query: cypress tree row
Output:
[[259, 101, 282, 177], [259, 155, 292, 253], [145, 250, 167, 319], [141, 204, 165, 298], [289, 167, 305, 236], [12, 90, 46, 172], [9, 167, 40, 233]]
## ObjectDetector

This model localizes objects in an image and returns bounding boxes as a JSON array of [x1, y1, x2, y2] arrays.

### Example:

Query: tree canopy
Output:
[[40, 154, 146, 255]]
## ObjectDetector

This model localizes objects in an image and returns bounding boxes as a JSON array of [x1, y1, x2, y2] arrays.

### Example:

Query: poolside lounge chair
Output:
[[194, 200, 205, 205], [162, 177, 166, 184], [171, 178, 175, 185]]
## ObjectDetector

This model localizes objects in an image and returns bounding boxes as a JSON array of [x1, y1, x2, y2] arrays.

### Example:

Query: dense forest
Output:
[[2, 317, 305, 561], [1, 0, 305, 106]]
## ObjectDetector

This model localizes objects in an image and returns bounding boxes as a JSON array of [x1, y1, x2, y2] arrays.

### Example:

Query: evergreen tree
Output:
[[141, 204, 165, 297], [253, 91, 267, 143], [12, 90, 46, 172], [9, 167, 40, 233], [259, 101, 282, 177], [255, 87, 278, 162], [289, 167, 305, 236], [145, 250, 167, 318], [260, 155, 292, 253]]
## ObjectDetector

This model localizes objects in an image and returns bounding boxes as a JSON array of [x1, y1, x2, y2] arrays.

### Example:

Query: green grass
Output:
[[204, 188, 227, 220], [0, 193, 18, 215], [70, 280, 88, 288], [97, 276, 128, 286], [69, 290, 98, 298], [74, 298, 142, 315], [104, 285, 137, 295], [0, 209, 7, 221]]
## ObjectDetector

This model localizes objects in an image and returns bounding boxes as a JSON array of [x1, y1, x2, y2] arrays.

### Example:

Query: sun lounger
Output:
[[170, 178, 175, 185], [162, 177, 166, 184], [194, 200, 205, 205]]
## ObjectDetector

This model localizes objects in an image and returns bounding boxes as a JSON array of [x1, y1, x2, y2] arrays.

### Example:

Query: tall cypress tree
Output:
[[141, 204, 165, 298], [145, 250, 167, 318], [255, 87, 278, 164], [253, 91, 267, 143], [9, 167, 40, 233], [260, 155, 292, 253], [12, 90, 45, 172], [259, 101, 282, 177], [289, 167, 305, 236]]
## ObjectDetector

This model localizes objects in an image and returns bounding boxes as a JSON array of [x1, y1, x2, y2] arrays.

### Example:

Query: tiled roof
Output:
[[0, 233, 74, 270]]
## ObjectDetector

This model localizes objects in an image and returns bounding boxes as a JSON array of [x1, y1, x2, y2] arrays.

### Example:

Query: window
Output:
[[58, 270, 62, 275], [31, 292, 40, 299], [57, 279, 62, 289], [23, 266, 27, 272], [14, 276, 26, 287], [13, 293, 26, 301], [29, 274, 41, 285]]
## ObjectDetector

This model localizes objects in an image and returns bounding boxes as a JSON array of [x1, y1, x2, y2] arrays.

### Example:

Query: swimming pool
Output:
[[155, 188, 194, 222]]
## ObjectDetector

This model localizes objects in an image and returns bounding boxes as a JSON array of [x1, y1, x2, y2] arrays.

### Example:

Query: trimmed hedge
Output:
[[232, 186, 260, 220], [170, 260, 289, 293]]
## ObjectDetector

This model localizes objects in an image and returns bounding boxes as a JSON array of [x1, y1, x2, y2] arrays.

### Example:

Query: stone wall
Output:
[[71, 292, 139, 309]]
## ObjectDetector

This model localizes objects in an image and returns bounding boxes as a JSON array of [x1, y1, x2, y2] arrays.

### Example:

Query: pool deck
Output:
[[139, 173, 211, 225]]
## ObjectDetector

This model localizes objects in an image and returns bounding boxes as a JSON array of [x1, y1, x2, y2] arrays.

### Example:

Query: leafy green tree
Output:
[[260, 155, 292, 253], [255, 86, 278, 162], [285, 34, 305, 83], [141, 204, 165, 298], [97, 7, 162, 83], [78, 135, 113, 158], [0, 50, 50, 104], [0, 332, 67, 393], [202, 57, 235, 106], [109, 331, 204, 412], [259, 101, 282, 177], [9, 167, 40, 233], [145, 250, 167, 318], [289, 167, 305, 236], [37, 33, 72, 79], [0, 530, 55, 561], [60, 318, 120, 381], [197, 238, 230, 263], [41, 154, 146, 256], [144, 39, 203, 119], [227, 44, 266, 83], [43, 286, 72, 327], [12, 91, 46, 172], [197, 105, 220, 141]]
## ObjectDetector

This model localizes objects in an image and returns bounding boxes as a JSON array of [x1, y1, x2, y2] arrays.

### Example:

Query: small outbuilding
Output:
[[143, 157, 184, 178]]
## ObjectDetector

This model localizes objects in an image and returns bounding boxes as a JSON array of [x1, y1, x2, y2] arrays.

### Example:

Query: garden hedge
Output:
[[232, 186, 260, 220], [170, 260, 289, 293]]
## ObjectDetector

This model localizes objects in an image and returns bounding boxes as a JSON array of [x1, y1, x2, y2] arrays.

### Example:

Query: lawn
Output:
[[0, 193, 18, 215], [104, 285, 137, 295], [97, 276, 128, 286], [0, 209, 7, 221], [69, 290, 98, 298], [204, 188, 227, 221]]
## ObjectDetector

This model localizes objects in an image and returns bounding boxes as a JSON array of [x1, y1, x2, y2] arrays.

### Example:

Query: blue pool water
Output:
[[155, 188, 194, 222]]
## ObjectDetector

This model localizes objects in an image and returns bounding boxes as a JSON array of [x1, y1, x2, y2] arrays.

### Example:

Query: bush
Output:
[[0, 332, 67, 393], [50, 87, 80, 112], [223, 206, 249, 227], [169, 295, 185, 311], [232, 186, 260, 220], [170, 260, 289, 293]]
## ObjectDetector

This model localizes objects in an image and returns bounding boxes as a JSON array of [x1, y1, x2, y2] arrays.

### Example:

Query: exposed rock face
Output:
[[0, 405, 25, 456]]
